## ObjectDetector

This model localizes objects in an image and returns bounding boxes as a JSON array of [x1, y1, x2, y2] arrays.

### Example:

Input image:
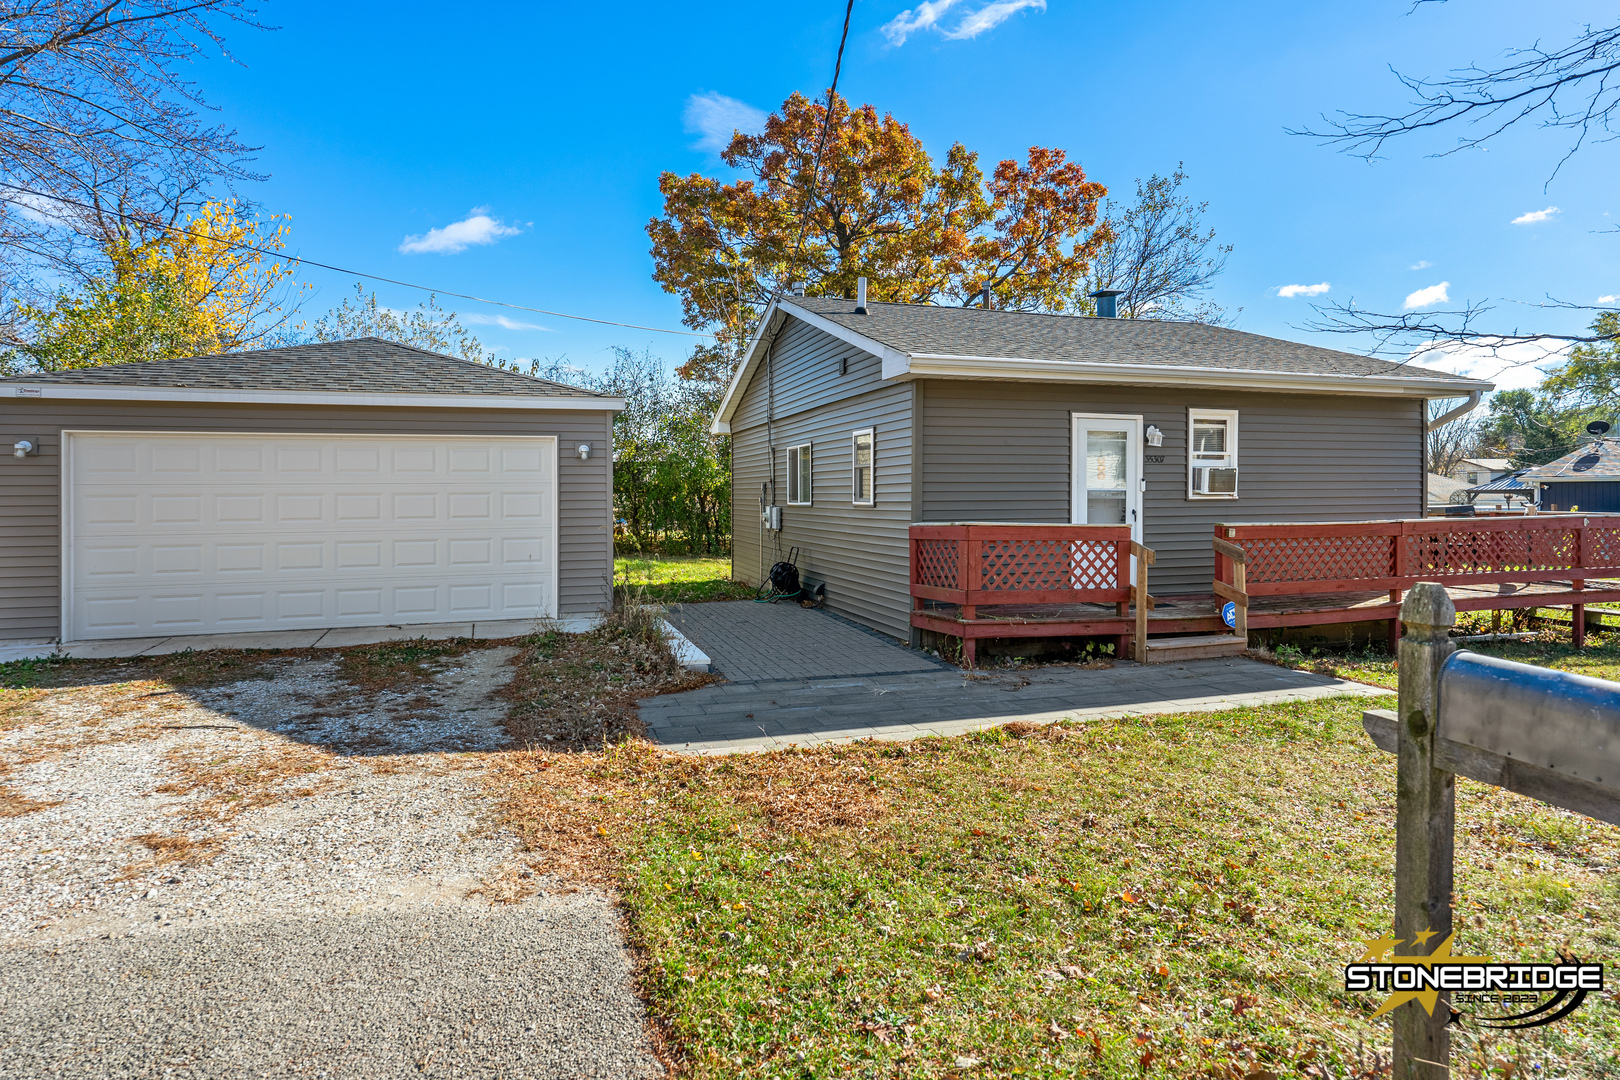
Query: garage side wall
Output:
[[918, 380, 1425, 594], [0, 400, 613, 641], [730, 319, 914, 638]]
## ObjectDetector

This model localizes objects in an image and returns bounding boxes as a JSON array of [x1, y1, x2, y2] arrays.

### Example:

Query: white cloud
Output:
[[1276, 282, 1330, 298], [1410, 259, 1432, 270], [399, 209, 520, 255], [1405, 338, 1567, 393], [944, 0, 1046, 39], [882, 0, 1044, 45], [1511, 205, 1560, 225], [1404, 281, 1451, 309], [683, 91, 768, 154], [463, 312, 553, 332], [1599, 294, 1618, 305]]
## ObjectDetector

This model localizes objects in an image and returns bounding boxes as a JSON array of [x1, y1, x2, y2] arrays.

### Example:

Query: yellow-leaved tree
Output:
[[8, 201, 302, 373]]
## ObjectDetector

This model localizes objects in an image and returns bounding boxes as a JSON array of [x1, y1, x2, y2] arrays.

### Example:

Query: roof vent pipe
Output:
[[855, 276, 867, 315], [981, 285, 991, 310], [1089, 288, 1124, 319]]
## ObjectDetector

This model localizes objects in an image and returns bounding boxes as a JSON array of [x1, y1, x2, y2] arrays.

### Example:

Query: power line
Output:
[[0, 184, 713, 339], [781, 0, 857, 297]]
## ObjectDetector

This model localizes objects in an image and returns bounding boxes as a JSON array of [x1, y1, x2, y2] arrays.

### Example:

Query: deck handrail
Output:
[[1213, 516, 1620, 597], [909, 523, 1157, 664], [910, 523, 1136, 606]]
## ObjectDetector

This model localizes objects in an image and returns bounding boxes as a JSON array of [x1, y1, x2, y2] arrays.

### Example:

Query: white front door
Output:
[[1071, 414, 1142, 545]]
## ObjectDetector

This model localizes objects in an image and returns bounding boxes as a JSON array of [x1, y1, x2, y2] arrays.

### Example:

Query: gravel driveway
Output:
[[0, 644, 663, 1079]]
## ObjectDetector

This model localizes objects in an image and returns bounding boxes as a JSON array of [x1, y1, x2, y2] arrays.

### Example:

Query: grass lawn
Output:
[[496, 695, 1620, 1079], [617, 554, 755, 604], [1262, 628, 1620, 691]]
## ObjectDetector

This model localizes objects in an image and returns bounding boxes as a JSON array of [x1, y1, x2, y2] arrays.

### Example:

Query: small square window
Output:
[[1188, 409, 1238, 498], [852, 429, 874, 506], [786, 444, 812, 505]]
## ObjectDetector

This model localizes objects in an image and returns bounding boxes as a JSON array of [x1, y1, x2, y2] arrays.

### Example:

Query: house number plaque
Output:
[[1145, 455, 1165, 464]]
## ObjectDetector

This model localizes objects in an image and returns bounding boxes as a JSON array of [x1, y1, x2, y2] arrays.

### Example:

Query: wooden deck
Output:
[[915, 579, 1620, 637], [908, 517, 1620, 666]]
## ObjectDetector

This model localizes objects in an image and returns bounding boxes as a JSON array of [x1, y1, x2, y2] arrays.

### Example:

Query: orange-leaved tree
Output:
[[648, 92, 1111, 395]]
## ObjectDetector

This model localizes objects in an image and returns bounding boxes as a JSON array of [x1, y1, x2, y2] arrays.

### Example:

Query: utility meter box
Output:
[[762, 505, 782, 531]]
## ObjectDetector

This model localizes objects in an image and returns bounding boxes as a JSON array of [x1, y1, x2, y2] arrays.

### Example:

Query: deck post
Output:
[[1393, 583, 1457, 1080]]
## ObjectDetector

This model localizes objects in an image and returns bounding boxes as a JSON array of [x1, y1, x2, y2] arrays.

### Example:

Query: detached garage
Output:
[[0, 338, 623, 646]]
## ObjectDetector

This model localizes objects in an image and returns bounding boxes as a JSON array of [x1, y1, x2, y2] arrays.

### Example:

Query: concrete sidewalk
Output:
[[643, 601, 1389, 754]]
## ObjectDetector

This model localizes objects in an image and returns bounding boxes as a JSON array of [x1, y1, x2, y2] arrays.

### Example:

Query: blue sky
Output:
[[198, 0, 1612, 390]]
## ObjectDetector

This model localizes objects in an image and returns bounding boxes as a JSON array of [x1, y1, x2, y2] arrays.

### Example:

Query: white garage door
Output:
[[65, 432, 558, 641]]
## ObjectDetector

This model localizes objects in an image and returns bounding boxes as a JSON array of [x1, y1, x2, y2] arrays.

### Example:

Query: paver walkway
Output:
[[645, 601, 1388, 754]]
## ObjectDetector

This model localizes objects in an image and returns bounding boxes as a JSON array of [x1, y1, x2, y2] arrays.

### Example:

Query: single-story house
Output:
[[1523, 439, 1620, 512], [712, 296, 1492, 642], [0, 338, 622, 646], [1450, 456, 1513, 488]]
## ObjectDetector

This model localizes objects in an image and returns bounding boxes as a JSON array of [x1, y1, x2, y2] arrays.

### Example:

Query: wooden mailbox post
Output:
[[1363, 582, 1620, 1079]]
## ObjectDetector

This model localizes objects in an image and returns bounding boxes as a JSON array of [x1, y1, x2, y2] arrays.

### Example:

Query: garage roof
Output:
[[2, 338, 624, 411]]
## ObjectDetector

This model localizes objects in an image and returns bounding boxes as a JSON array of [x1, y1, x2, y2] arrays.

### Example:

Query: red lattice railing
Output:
[[1215, 517, 1620, 598], [910, 523, 1134, 606]]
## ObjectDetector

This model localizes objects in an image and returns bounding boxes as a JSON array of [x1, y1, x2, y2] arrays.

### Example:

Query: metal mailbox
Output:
[[1439, 651, 1620, 790]]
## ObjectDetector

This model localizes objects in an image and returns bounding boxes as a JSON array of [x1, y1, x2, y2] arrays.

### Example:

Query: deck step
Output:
[[1143, 634, 1248, 663]]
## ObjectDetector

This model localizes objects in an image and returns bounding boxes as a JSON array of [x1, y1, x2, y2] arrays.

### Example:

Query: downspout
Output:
[[1423, 390, 1483, 516], [1426, 390, 1483, 432]]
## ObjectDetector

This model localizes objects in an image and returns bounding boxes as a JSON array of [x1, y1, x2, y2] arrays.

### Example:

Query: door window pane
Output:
[[1087, 491, 1127, 524], [1086, 430, 1127, 489], [1083, 429, 1129, 525]]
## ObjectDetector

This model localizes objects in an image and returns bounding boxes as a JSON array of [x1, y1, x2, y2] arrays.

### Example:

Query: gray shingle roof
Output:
[[785, 297, 1479, 384], [1520, 439, 1620, 481], [0, 338, 611, 399]]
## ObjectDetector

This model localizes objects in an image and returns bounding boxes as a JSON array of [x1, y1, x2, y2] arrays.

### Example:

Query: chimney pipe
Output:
[[981, 285, 991, 310], [855, 276, 867, 315], [1089, 288, 1124, 319]]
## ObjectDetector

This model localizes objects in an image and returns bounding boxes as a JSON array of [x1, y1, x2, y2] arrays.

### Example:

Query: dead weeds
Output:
[[501, 622, 712, 751], [337, 636, 479, 693], [117, 831, 225, 879], [154, 740, 338, 822], [0, 784, 63, 818]]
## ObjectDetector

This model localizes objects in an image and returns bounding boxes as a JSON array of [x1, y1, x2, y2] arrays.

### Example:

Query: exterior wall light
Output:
[[576, 443, 592, 460], [1144, 425, 1164, 447], [13, 439, 36, 458]]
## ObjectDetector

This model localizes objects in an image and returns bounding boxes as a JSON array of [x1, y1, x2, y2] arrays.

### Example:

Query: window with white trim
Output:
[[786, 444, 812, 505], [852, 429, 875, 506], [1188, 409, 1238, 498]]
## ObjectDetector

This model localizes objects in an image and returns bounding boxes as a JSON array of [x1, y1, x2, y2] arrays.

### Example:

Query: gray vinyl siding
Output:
[[731, 316, 884, 434], [918, 380, 1426, 595], [729, 320, 914, 638], [0, 400, 614, 640]]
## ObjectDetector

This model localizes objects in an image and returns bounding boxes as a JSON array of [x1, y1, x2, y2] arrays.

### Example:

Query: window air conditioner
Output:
[[1193, 467, 1238, 495]]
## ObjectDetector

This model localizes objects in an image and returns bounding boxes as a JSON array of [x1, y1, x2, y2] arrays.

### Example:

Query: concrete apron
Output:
[[0, 617, 713, 672]]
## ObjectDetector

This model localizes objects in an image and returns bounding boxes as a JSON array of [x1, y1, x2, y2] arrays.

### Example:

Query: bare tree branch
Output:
[[1300, 296, 1616, 364], [1293, 18, 1620, 183], [0, 1, 267, 337]]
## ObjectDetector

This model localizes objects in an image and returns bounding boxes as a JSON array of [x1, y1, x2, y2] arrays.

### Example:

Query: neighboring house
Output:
[[0, 338, 622, 646], [1449, 456, 1513, 488], [712, 296, 1491, 641], [1426, 472, 1469, 510], [1521, 439, 1620, 512]]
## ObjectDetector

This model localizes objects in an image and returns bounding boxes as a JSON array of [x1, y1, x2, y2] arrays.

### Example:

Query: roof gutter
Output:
[[1426, 389, 1484, 431], [902, 354, 1493, 398], [5, 383, 626, 412]]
